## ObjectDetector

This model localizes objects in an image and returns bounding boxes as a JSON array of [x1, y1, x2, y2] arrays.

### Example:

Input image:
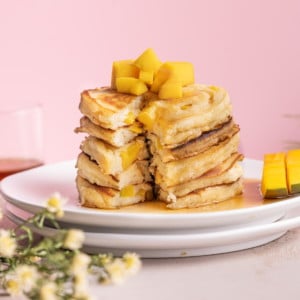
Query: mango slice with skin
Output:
[[261, 152, 288, 198], [111, 60, 139, 89], [286, 149, 300, 194], [116, 77, 148, 96]]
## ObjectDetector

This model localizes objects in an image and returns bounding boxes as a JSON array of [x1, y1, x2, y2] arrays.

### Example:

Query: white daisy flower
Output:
[[46, 192, 67, 218], [63, 229, 85, 250], [5, 278, 22, 296], [39, 282, 58, 300], [74, 273, 90, 299], [14, 264, 39, 292], [123, 252, 142, 275], [105, 258, 127, 285], [70, 252, 91, 275], [0, 229, 16, 258]]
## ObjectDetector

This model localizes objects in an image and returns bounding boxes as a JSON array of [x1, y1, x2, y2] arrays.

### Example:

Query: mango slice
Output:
[[158, 77, 183, 99], [261, 152, 288, 198], [134, 48, 162, 73], [111, 60, 139, 89], [286, 149, 300, 194], [116, 77, 148, 96]]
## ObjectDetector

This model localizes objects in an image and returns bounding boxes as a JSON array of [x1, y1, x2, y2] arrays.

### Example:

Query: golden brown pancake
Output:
[[157, 153, 243, 196], [138, 84, 232, 147], [76, 152, 151, 189], [159, 179, 243, 209], [79, 87, 144, 130], [149, 119, 240, 162], [151, 132, 240, 187], [76, 175, 153, 209], [80, 135, 149, 176], [75, 116, 142, 147]]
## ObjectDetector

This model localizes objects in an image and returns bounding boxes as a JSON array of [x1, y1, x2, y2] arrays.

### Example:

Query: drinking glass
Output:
[[0, 104, 44, 180]]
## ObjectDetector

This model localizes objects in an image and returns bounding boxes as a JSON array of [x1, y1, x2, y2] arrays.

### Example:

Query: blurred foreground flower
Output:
[[0, 193, 141, 299]]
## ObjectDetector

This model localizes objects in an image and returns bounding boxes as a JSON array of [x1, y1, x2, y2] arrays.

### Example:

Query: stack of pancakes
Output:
[[75, 87, 153, 209], [142, 84, 243, 209]]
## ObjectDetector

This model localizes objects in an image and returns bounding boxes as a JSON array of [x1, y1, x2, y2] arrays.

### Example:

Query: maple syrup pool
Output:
[[89, 179, 284, 214]]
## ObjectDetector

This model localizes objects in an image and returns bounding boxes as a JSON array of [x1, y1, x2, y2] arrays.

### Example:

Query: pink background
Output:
[[1, 0, 299, 163]]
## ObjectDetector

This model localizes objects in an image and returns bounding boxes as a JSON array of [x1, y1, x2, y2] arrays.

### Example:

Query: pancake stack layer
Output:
[[75, 87, 153, 209], [140, 84, 243, 209]]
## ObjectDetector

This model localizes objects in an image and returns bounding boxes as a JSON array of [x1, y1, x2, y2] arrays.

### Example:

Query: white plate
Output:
[[6, 202, 300, 258], [1, 158, 300, 232]]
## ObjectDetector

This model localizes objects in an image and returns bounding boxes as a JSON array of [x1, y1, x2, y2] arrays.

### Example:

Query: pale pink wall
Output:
[[1, 0, 299, 163]]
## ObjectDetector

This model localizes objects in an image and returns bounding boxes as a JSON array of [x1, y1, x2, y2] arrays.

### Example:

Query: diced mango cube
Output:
[[129, 123, 143, 133], [150, 64, 171, 93], [134, 48, 162, 72], [158, 77, 183, 99], [116, 77, 148, 95], [151, 62, 195, 93], [120, 141, 143, 169], [111, 60, 139, 89], [286, 149, 300, 194], [167, 62, 195, 86], [124, 111, 135, 125], [137, 104, 157, 130], [120, 185, 135, 197], [139, 70, 154, 85], [261, 152, 288, 198]]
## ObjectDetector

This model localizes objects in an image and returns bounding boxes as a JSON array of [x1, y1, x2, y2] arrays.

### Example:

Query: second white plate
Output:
[[6, 202, 300, 258]]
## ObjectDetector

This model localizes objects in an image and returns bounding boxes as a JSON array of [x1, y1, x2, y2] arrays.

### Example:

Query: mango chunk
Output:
[[120, 185, 135, 197], [124, 111, 135, 125], [151, 62, 195, 93], [139, 70, 154, 85], [134, 48, 162, 73], [286, 149, 300, 194], [116, 77, 148, 96], [111, 60, 139, 89], [261, 152, 288, 198], [158, 77, 183, 99], [137, 104, 157, 130], [129, 122, 143, 134], [120, 141, 143, 169]]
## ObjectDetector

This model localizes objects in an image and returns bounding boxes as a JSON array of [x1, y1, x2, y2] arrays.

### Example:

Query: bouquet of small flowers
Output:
[[0, 193, 141, 300]]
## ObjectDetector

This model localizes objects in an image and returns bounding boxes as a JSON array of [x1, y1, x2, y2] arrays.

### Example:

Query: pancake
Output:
[[76, 152, 151, 189], [80, 135, 149, 175], [151, 132, 240, 187], [157, 153, 243, 196], [76, 175, 153, 209], [138, 84, 232, 147], [159, 178, 243, 209], [79, 87, 144, 130], [149, 119, 240, 163], [75, 116, 142, 147]]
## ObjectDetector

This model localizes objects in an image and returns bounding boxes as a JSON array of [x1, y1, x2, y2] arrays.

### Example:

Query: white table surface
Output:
[[1, 196, 300, 300]]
